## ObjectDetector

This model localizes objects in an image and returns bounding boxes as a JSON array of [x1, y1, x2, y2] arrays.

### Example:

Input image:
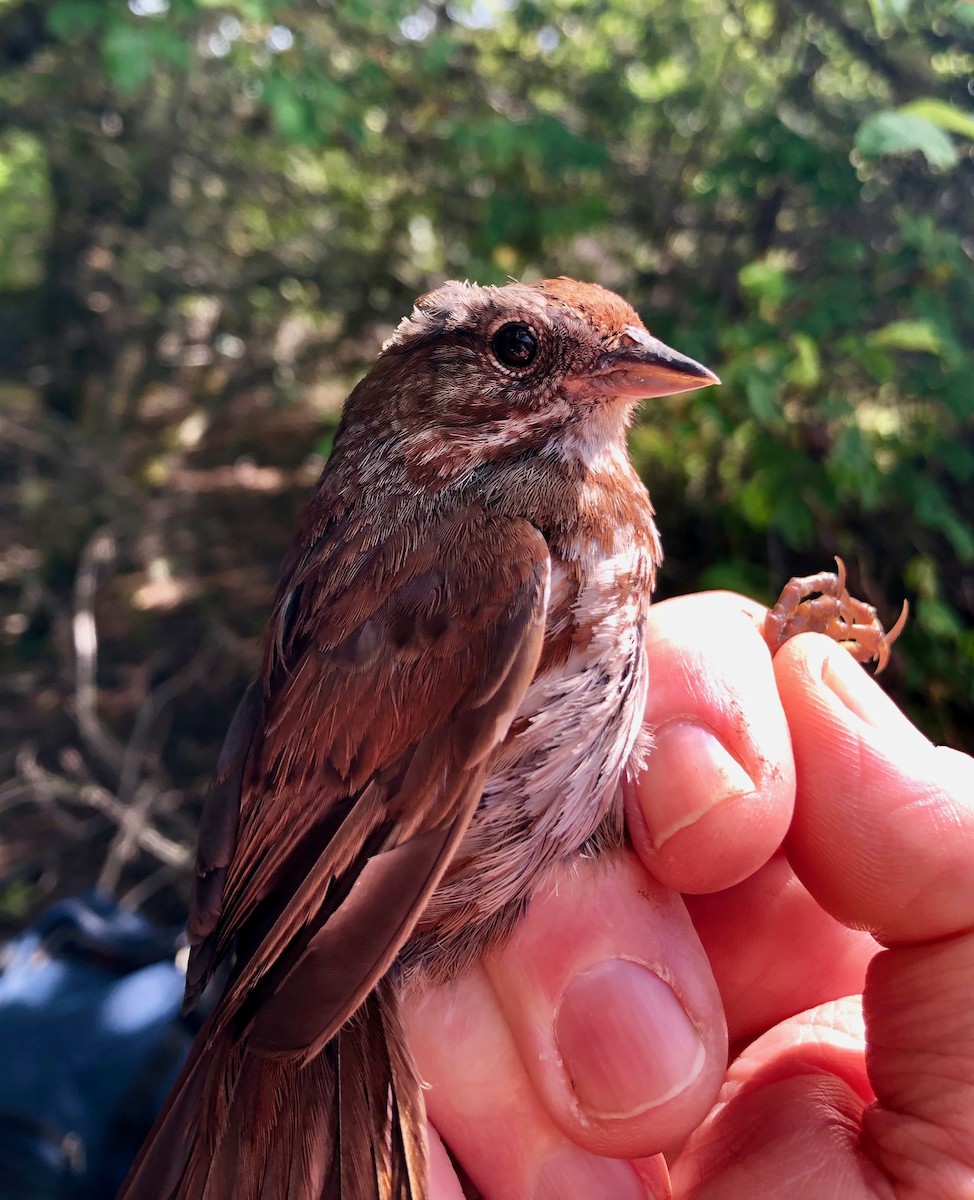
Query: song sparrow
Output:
[[119, 277, 720, 1200]]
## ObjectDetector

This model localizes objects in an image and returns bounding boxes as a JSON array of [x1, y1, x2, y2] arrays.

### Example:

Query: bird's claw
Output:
[[763, 556, 908, 674]]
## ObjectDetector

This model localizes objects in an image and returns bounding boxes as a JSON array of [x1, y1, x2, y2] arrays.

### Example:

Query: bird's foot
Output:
[[764, 556, 908, 674]]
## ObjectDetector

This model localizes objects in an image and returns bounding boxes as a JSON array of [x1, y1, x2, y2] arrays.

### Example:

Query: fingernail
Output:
[[638, 721, 756, 848], [535, 1143, 649, 1200], [555, 960, 705, 1120]]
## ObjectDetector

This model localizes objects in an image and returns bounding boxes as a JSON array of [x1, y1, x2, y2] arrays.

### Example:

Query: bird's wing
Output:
[[184, 506, 550, 1056]]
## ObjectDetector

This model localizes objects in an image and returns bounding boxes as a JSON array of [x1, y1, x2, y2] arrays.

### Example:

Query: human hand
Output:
[[403, 591, 974, 1198]]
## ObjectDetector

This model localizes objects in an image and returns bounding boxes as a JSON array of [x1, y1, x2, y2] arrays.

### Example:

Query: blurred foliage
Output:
[[0, 0, 972, 923]]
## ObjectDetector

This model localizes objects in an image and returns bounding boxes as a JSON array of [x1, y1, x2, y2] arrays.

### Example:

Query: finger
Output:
[[405, 848, 725, 1192], [697, 965, 974, 1200], [684, 853, 877, 1044], [716, 635, 974, 1194], [777, 638, 974, 1190], [670, 1000, 884, 1199], [628, 592, 794, 894], [428, 1125, 466, 1200], [483, 850, 726, 1159], [775, 634, 974, 943], [406, 961, 662, 1200]]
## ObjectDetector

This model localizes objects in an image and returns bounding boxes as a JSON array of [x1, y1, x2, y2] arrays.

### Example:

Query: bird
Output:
[[118, 276, 719, 1200]]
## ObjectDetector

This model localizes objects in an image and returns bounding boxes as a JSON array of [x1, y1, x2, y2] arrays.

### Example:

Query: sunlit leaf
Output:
[[102, 24, 154, 91], [738, 259, 789, 313], [954, 0, 974, 25], [868, 319, 944, 355], [902, 98, 974, 141], [0, 133, 50, 290], [856, 110, 958, 169], [867, 0, 911, 29], [785, 332, 821, 390]]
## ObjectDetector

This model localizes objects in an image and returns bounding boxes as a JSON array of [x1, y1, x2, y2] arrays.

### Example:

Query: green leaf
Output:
[[737, 258, 791, 323], [867, 319, 944, 355], [916, 596, 964, 639], [267, 84, 314, 143], [913, 477, 974, 562], [939, 440, 974, 484], [867, 0, 911, 28], [855, 110, 958, 170], [830, 425, 883, 509], [738, 476, 774, 531], [772, 490, 816, 550], [744, 373, 781, 425], [901, 98, 974, 141], [785, 332, 821, 390], [102, 24, 155, 91], [47, 0, 105, 39], [954, 0, 974, 25], [697, 559, 770, 599], [100, 21, 189, 92], [738, 259, 789, 310]]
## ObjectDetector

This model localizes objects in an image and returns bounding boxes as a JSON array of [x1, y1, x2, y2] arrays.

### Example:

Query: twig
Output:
[[116, 657, 203, 805], [98, 781, 160, 894], [15, 749, 190, 872], [98, 655, 205, 893], [72, 528, 124, 772], [12, 747, 98, 839], [120, 862, 185, 911]]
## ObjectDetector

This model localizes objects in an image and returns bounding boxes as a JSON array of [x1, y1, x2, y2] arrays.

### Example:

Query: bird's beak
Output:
[[587, 328, 720, 400]]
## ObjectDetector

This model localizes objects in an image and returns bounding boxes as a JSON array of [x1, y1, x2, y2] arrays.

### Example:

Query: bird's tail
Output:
[[118, 975, 428, 1200]]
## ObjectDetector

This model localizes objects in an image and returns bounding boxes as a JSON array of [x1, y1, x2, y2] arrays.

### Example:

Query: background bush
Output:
[[1, 0, 971, 928]]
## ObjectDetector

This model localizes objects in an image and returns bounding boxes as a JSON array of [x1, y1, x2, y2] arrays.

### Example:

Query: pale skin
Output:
[[404, 591, 974, 1199]]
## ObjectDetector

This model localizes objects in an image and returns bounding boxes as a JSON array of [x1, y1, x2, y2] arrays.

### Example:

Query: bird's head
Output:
[[341, 277, 719, 482]]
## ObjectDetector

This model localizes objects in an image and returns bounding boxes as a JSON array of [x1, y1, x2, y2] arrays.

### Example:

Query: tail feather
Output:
[[338, 975, 428, 1200], [381, 979, 429, 1198], [338, 1029, 382, 1200], [118, 978, 427, 1200]]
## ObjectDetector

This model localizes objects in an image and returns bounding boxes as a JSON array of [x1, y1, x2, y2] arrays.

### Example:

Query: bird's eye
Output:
[[490, 322, 539, 370]]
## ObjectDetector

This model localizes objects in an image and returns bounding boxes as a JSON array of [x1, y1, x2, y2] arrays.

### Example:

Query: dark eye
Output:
[[491, 322, 539, 369]]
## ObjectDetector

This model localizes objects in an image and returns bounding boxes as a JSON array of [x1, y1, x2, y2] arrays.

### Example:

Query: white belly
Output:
[[433, 548, 651, 923]]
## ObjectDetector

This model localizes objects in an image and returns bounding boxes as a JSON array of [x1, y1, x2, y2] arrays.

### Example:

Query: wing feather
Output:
[[185, 506, 550, 1053]]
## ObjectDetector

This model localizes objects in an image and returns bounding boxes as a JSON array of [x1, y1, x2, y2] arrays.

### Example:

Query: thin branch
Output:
[[71, 528, 124, 771], [98, 782, 160, 895], [100, 659, 205, 893], [119, 862, 185, 911], [11, 747, 98, 839], [116, 658, 202, 804], [15, 749, 190, 872]]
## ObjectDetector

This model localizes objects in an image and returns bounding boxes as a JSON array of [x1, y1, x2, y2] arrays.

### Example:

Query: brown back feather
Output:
[[185, 506, 549, 1056]]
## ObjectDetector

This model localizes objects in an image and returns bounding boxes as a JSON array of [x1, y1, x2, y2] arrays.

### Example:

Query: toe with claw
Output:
[[764, 556, 908, 674]]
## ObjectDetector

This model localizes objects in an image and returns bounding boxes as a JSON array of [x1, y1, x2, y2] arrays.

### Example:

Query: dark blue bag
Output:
[[0, 892, 193, 1199]]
